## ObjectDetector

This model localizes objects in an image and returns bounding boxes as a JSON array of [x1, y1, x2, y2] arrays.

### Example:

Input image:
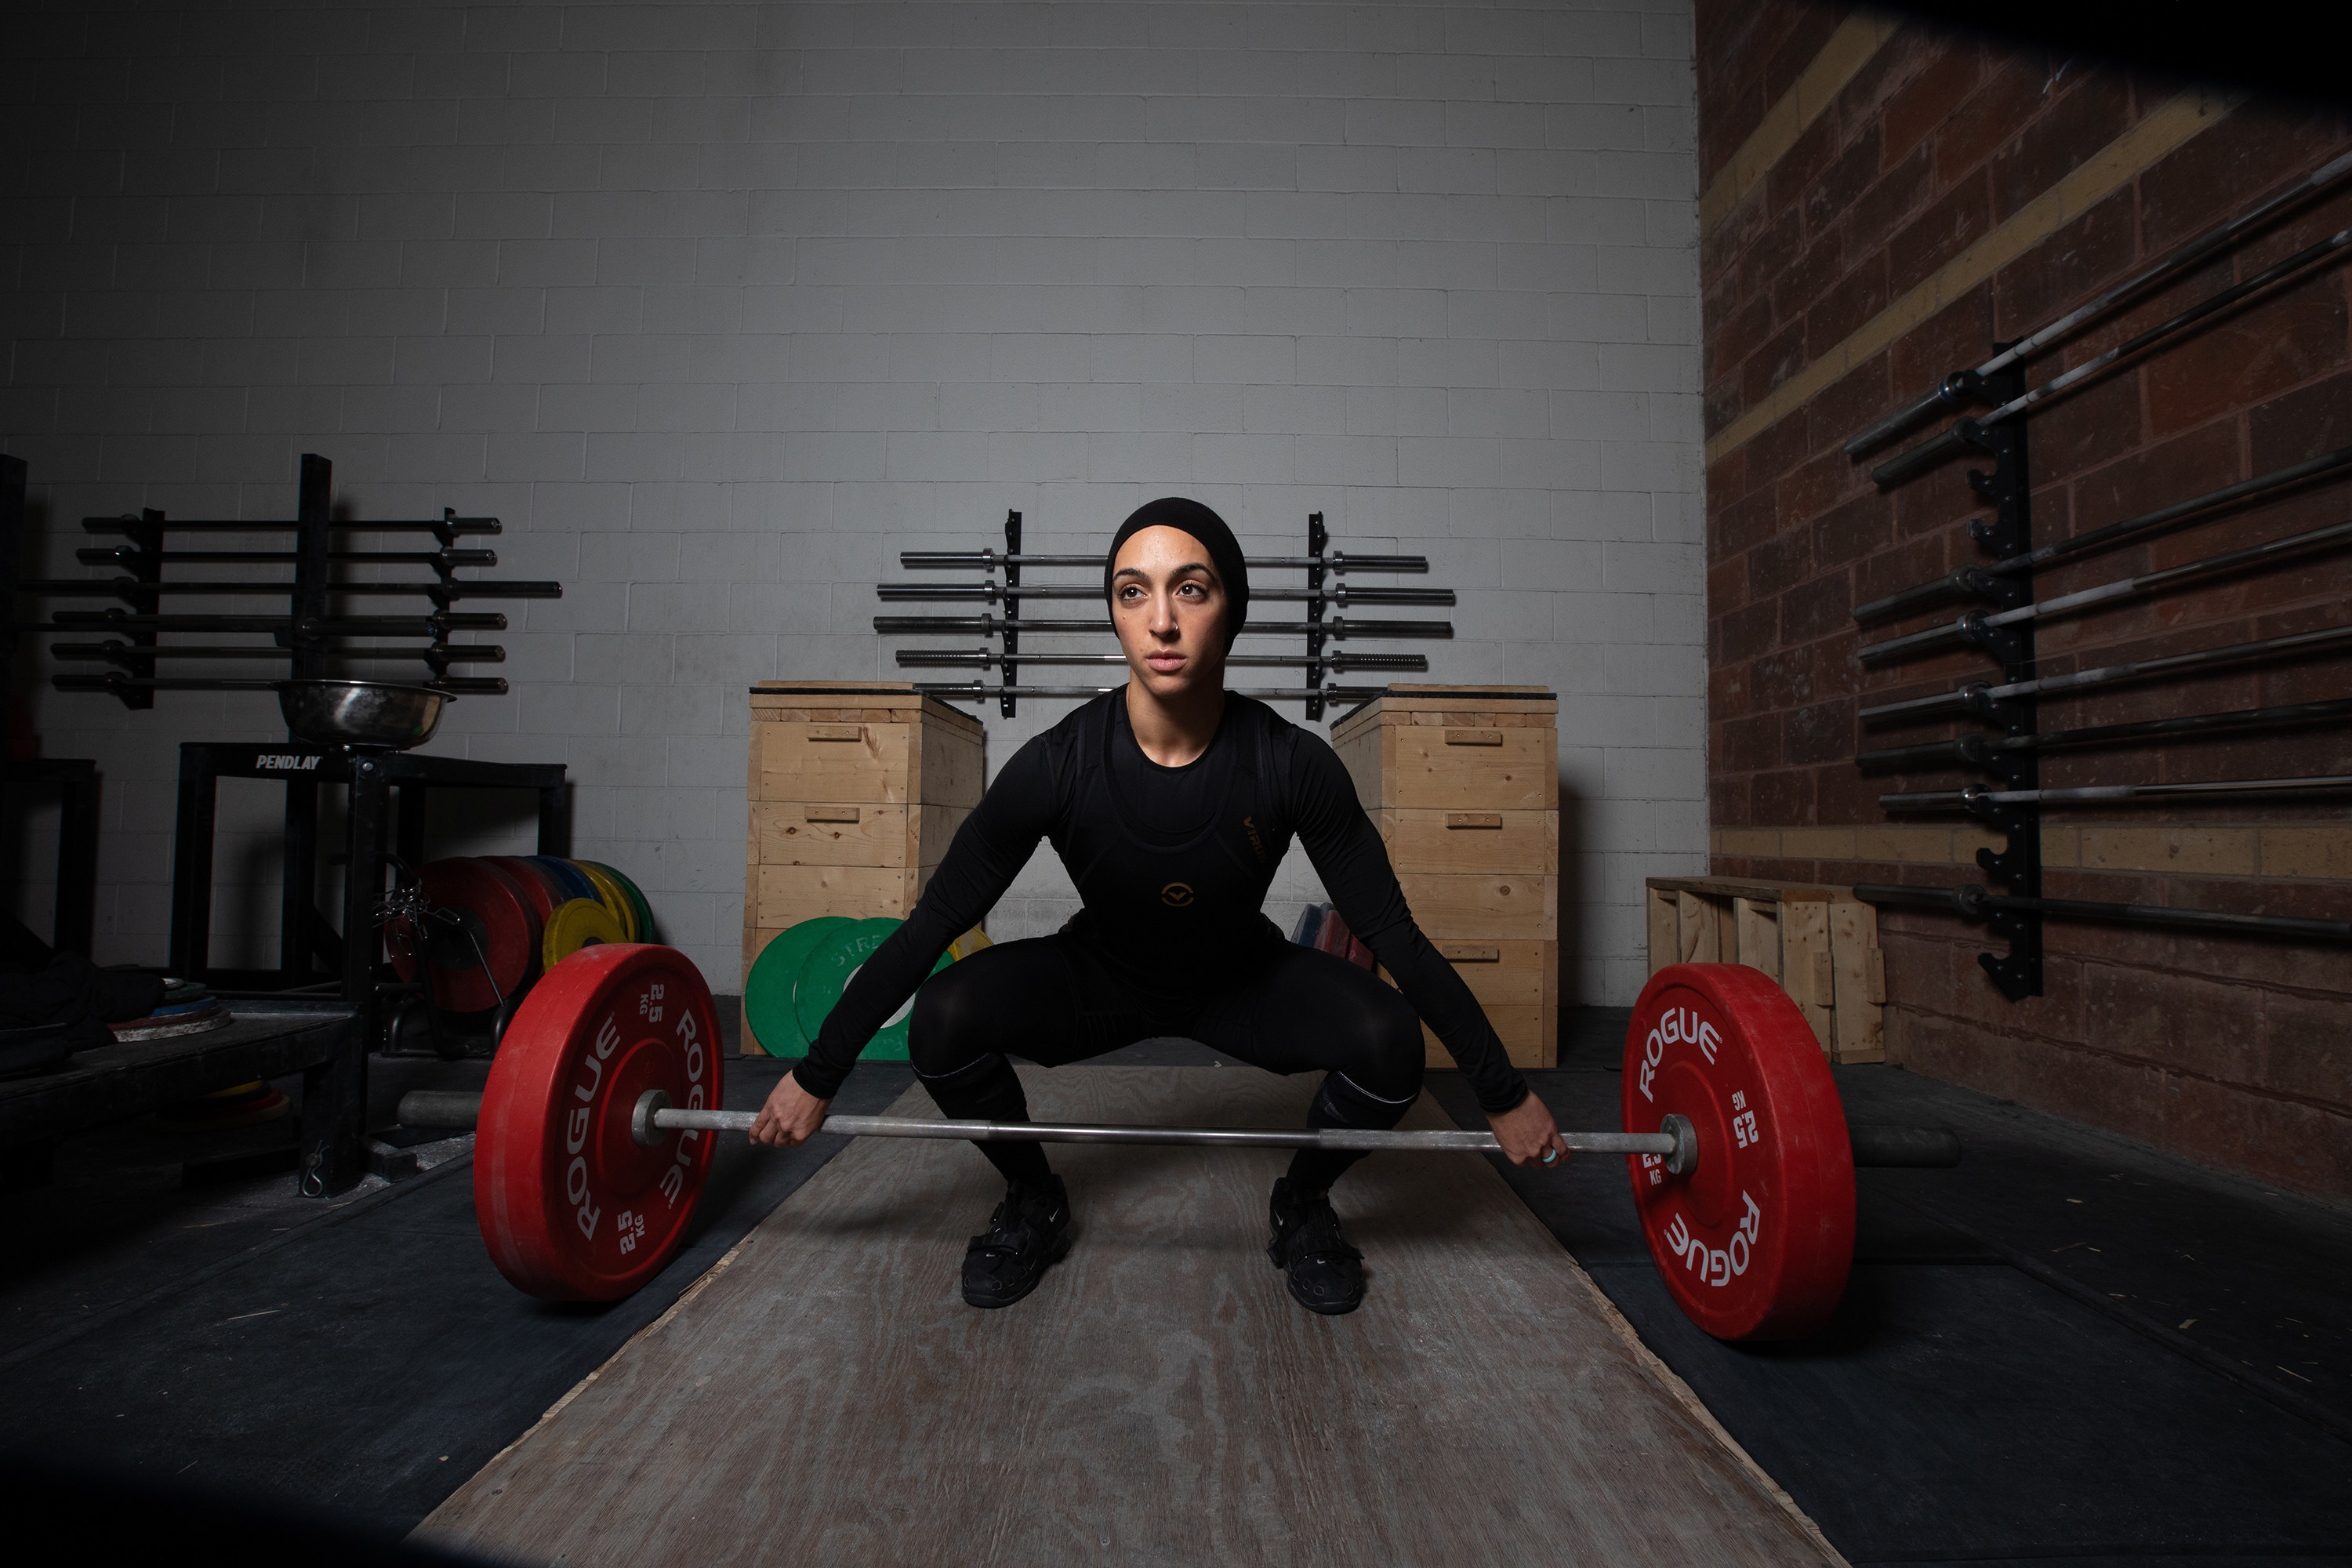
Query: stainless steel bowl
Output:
[[276, 679, 451, 750]]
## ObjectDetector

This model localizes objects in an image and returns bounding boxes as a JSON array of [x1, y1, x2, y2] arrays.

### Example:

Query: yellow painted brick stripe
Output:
[[1711, 822, 2352, 880], [1704, 85, 2245, 469], [1698, 10, 1903, 239]]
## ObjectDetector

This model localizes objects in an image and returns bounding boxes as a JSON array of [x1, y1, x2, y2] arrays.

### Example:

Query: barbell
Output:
[[623, 1092, 1696, 1163], [455, 946, 1960, 1342]]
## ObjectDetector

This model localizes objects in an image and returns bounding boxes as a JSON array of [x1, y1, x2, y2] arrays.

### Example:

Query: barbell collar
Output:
[[630, 1090, 1688, 1163]]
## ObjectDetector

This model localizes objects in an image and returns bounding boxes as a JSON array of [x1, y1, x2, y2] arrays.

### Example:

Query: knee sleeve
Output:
[[1306, 1064, 1417, 1133], [908, 963, 996, 1080], [1334, 989, 1426, 1111], [915, 1049, 1030, 1122]]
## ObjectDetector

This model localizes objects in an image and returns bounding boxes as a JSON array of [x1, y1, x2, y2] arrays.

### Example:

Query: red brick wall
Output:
[[1697, 2, 2352, 1198]]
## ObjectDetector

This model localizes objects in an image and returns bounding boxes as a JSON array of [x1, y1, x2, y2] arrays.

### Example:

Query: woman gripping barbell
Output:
[[750, 497, 1567, 1315]]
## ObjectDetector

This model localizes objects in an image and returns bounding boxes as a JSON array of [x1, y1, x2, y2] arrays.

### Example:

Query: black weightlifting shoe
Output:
[[1265, 1177, 1365, 1316], [960, 1174, 1073, 1309]]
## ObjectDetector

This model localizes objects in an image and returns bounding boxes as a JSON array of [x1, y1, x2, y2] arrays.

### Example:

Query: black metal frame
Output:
[[1000, 510, 1022, 717], [878, 510, 1450, 720], [1946, 356, 2044, 1000], [0, 1004, 369, 1196], [20, 452, 546, 706], [2, 455, 103, 957], [169, 742, 568, 1048], [1855, 341, 2352, 977], [2, 758, 97, 956]]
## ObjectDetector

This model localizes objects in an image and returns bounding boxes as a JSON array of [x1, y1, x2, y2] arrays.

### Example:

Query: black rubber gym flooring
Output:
[[1427, 1010, 2352, 1568], [2, 1010, 2347, 1562], [0, 1035, 914, 1541]]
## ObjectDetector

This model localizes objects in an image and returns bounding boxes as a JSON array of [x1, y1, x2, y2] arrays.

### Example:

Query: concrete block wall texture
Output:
[[2, 2, 1707, 1011], [1693, 1, 2352, 1197]]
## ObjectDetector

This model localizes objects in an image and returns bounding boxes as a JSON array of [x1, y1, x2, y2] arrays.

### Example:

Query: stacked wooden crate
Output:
[[1330, 684, 1559, 1069], [1643, 875, 1886, 1063], [742, 683, 985, 1050]]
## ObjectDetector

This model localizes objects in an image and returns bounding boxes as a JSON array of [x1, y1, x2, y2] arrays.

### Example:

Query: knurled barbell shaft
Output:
[[638, 1098, 1686, 1160]]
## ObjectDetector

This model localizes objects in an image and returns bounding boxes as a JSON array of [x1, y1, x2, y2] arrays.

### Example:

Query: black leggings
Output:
[[908, 932, 1427, 1193]]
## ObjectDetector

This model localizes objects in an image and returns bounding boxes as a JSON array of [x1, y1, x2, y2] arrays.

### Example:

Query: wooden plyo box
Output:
[[743, 683, 986, 1053], [1330, 684, 1560, 1069], [1642, 876, 1886, 1064]]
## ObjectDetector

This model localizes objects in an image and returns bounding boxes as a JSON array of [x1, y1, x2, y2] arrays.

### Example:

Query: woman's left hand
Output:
[[1487, 1091, 1570, 1169]]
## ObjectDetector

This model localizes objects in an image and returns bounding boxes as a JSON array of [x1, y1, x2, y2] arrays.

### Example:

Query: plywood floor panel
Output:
[[422, 1069, 1833, 1567]]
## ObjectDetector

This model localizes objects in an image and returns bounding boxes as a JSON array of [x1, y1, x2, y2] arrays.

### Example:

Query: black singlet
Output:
[[793, 691, 1531, 1112]]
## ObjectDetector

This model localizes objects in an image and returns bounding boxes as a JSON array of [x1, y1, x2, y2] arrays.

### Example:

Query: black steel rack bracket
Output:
[[1958, 358, 2043, 999]]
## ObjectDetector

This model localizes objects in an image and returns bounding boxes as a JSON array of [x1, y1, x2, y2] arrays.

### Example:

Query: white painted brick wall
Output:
[[4, 0, 1704, 1010]]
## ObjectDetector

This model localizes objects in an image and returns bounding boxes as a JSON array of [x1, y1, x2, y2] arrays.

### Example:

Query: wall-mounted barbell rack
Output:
[[8, 452, 578, 1052], [11, 453, 557, 710], [873, 511, 1455, 721], [1846, 151, 2352, 988]]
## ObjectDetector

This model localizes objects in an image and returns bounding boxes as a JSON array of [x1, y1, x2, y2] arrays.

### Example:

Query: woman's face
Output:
[[1111, 524, 1228, 701]]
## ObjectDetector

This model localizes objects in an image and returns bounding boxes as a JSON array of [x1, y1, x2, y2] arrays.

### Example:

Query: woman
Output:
[[751, 497, 1567, 1315]]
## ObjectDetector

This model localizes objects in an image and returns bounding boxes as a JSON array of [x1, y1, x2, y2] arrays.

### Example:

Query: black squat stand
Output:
[[168, 743, 567, 1190]]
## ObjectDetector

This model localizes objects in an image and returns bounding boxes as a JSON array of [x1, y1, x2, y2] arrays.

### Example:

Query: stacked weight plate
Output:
[[110, 976, 233, 1042], [390, 855, 662, 1016], [744, 919, 991, 1061]]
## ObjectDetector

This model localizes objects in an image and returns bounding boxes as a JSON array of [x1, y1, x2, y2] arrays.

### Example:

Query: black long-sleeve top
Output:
[[791, 691, 1532, 1112]]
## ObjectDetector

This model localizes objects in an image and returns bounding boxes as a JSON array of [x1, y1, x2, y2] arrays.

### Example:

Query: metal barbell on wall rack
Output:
[[1852, 446, 2352, 625], [901, 550, 1431, 573], [20, 577, 561, 601], [877, 583, 1456, 606], [49, 640, 506, 668], [1855, 696, 2352, 773], [28, 611, 509, 636], [1857, 515, 2352, 666], [873, 615, 1456, 640], [50, 673, 510, 696], [894, 650, 1431, 673], [1870, 223, 2352, 487], [1880, 775, 2352, 811], [1858, 623, 2352, 726], [916, 682, 1396, 704], [77, 545, 502, 570], [1844, 148, 2352, 456], [1857, 882, 2352, 945]]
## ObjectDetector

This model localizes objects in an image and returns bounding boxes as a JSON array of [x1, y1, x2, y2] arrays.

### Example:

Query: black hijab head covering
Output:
[[1102, 496, 1249, 649]]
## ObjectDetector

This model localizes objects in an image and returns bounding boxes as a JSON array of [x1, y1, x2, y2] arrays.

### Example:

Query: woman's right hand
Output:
[[750, 1072, 833, 1149]]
